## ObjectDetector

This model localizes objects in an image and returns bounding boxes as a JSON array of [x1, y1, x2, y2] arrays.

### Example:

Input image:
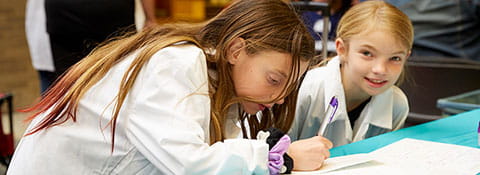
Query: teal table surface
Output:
[[330, 108, 480, 157]]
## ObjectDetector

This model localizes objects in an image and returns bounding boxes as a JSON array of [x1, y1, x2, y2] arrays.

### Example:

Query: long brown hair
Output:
[[23, 0, 315, 147]]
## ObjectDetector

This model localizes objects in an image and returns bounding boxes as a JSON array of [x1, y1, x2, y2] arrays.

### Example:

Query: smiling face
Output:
[[337, 30, 410, 99], [228, 38, 309, 115]]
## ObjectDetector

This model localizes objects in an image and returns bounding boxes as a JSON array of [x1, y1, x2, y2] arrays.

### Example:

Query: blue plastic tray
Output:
[[437, 89, 480, 116]]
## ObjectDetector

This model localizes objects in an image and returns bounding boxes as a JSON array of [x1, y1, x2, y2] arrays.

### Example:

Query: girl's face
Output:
[[228, 39, 309, 115], [337, 30, 409, 98]]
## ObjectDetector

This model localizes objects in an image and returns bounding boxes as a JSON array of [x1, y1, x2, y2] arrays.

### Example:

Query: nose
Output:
[[372, 59, 387, 75]]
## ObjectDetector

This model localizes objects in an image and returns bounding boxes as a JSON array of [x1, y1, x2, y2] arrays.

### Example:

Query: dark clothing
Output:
[[38, 71, 56, 94], [45, 0, 136, 77], [347, 98, 371, 128]]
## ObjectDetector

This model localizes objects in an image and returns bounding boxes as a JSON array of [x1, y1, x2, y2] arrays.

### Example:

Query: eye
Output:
[[362, 51, 372, 57], [390, 56, 402, 62], [268, 76, 281, 85]]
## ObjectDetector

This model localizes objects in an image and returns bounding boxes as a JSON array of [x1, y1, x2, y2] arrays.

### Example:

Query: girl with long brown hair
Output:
[[8, 0, 315, 174]]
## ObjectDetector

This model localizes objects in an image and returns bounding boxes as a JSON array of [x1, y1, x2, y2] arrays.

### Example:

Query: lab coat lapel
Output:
[[323, 57, 352, 143], [352, 88, 394, 142]]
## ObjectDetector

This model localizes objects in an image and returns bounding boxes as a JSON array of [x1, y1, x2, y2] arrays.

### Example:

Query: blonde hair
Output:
[[337, 1, 413, 50], [24, 0, 314, 147], [323, 1, 414, 84]]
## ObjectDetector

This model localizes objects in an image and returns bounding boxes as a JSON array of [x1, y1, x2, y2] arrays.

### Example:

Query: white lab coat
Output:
[[8, 45, 269, 175], [288, 56, 409, 147]]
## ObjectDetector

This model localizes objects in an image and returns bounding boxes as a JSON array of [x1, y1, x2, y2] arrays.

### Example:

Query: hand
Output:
[[287, 136, 333, 171]]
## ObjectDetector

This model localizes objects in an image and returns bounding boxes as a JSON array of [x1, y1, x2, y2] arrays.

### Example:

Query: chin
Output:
[[364, 88, 386, 96], [240, 103, 260, 115], [244, 109, 259, 115]]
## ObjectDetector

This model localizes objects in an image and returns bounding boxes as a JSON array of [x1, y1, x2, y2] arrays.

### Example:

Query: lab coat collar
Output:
[[323, 56, 352, 139], [351, 88, 394, 142], [363, 88, 394, 130], [323, 56, 348, 121]]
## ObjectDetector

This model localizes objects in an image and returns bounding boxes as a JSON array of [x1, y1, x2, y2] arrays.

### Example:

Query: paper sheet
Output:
[[369, 138, 480, 174], [291, 153, 373, 174], [291, 138, 480, 175]]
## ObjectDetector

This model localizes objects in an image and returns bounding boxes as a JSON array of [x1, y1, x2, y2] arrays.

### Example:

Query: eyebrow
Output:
[[272, 69, 288, 79], [360, 44, 407, 56]]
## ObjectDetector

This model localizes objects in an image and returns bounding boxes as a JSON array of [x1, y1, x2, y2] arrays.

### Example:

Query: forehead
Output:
[[252, 50, 292, 66], [250, 50, 308, 79], [349, 30, 409, 54]]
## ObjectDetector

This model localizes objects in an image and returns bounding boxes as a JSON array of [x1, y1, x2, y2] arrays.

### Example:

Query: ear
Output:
[[335, 38, 346, 57], [227, 37, 245, 65]]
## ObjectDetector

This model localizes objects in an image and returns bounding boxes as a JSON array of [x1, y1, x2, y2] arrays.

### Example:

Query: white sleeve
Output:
[[125, 45, 269, 174]]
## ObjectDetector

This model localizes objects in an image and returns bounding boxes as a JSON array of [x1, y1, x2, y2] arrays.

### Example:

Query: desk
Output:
[[330, 108, 480, 157]]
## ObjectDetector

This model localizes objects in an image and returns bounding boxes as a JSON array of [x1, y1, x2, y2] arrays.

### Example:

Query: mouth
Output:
[[365, 77, 388, 88], [258, 104, 267, 111]]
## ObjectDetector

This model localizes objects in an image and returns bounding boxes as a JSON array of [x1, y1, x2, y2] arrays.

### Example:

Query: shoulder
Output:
[[302, 66, 328, 86], [301, 57, 340, 90], [298, 67, 328, 102], [151, 44, 205, 67], [138, 44, 208, 89], [297, 66, 330, 108]]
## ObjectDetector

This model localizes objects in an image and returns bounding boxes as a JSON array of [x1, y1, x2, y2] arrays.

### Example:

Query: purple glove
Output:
[[268, 135, 291, 175]]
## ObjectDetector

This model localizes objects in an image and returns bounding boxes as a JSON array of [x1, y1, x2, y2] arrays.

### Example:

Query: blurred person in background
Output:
[[26, 0, 157, 94], [386, 0, 480, 61]]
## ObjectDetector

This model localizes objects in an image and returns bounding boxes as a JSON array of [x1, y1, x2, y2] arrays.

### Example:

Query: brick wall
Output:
[[0, 0, 40, 109]]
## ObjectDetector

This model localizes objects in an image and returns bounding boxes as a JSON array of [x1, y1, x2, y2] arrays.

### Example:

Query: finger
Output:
[[316, 136, 333, 149], [323, 149, 331, 159], [324, 139, 333, 149]]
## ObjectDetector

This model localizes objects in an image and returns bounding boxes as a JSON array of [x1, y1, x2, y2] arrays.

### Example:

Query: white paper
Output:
[[369, 138, 480, 175], [291, 153, 373, 174], [290, 138, 480, 175]]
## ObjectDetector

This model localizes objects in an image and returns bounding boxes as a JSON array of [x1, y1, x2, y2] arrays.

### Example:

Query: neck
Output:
[[344, 87, 370, 111]]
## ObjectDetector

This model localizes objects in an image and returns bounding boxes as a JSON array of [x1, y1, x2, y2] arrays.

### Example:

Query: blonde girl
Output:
[[8, 0, 315, 174], [287, 1, 414, 171]]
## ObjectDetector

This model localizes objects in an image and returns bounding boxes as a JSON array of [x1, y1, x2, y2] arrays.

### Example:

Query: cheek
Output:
[[345, 61, 367, 77], [233, 73, 269, 99], [389, 66, 404, 81]]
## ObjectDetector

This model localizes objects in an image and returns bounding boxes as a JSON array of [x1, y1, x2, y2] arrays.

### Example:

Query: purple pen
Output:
[[478, 121, 480, 146], [318, 96, 339, 136], [328, 97, 339, 123]]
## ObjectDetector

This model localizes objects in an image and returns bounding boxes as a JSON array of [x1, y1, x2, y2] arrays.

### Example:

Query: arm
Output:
[[140, 0, 157, 28], [126, 45, 269, 174]]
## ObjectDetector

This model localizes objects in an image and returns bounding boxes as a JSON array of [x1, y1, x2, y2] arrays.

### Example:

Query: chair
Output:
[[400, 56, 480, 126], [0, 93, 14, 167]]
